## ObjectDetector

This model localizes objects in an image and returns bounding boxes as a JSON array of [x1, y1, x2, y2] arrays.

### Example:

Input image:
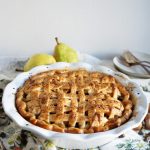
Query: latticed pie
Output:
[[16, 69, 133, 133]]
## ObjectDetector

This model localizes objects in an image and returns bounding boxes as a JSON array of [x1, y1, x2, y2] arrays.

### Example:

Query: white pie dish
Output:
[[2, 62, 148, 149]]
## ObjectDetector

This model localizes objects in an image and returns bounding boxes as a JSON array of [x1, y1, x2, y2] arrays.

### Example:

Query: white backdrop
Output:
[[0, 0, 150, 59]]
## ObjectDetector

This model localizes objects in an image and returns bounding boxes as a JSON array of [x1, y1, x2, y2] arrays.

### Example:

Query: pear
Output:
[[54, 37, 78, 63], [24, 53, 56, 71]]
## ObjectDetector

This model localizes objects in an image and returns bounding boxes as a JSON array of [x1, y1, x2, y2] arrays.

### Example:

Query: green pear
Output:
[[24, 53, 56, 71], [54, 37, 78, 62]]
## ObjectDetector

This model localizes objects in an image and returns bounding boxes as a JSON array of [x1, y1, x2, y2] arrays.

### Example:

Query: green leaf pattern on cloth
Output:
[[116, 139, 150, 150]]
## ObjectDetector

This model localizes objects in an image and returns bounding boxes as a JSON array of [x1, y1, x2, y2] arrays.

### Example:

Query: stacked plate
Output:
[[113, 52, 150, 78]]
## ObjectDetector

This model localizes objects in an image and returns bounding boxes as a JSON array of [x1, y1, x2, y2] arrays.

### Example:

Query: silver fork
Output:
[[122, 51, 150, 75]]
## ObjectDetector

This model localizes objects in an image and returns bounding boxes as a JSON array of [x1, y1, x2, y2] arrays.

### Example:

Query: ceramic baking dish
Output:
[[2, 62, 148, 149]]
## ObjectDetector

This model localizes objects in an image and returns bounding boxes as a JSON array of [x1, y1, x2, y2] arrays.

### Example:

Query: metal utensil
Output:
[[122, 51, 150, 74]]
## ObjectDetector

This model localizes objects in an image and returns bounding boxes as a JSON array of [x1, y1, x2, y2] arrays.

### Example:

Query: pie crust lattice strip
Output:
[[16, 69, 133, 133]]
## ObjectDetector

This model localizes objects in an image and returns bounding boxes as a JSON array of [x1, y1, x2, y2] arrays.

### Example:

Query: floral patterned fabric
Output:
[[0, 57, 150, 150]]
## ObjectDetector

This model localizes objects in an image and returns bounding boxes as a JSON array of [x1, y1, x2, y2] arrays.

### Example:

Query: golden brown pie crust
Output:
[[16, 69, 133, 133]]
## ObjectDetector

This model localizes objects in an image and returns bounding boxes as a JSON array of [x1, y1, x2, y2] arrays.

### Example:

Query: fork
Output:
[[122, 51, 150, 74]]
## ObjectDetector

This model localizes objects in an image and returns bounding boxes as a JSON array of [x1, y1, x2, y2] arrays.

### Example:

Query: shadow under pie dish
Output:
[[2, 62, 148, 149]]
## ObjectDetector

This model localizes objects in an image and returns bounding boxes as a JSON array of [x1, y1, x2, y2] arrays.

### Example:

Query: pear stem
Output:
[[55, 37, 60, 45]]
